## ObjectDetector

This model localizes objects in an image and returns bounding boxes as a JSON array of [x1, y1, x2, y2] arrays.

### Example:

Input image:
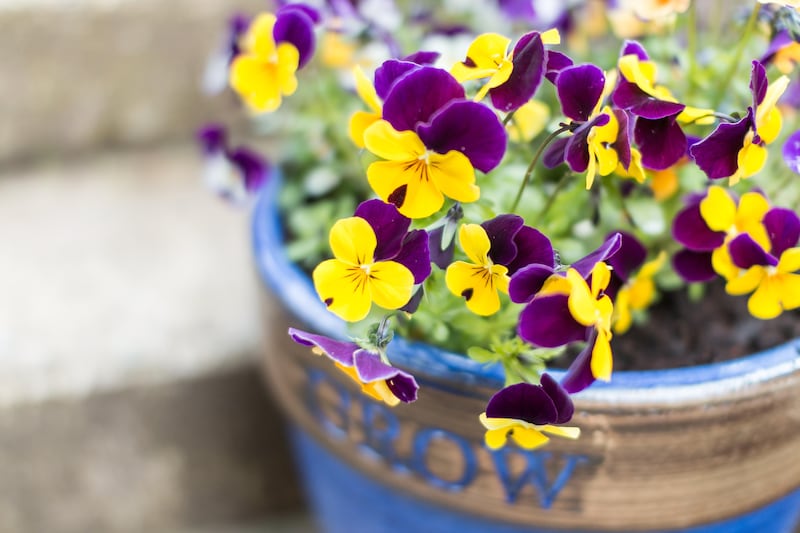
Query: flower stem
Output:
[[509, 125, 569, 213], [534, 171, 571, 224], [712, 3, 760, 109]]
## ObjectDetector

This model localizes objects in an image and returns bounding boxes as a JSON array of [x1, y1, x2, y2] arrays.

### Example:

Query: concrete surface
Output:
[[0, 145, 309, 532]]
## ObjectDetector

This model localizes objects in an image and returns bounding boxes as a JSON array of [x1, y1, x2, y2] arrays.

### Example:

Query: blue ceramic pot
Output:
[[253, 177, 800, 533]]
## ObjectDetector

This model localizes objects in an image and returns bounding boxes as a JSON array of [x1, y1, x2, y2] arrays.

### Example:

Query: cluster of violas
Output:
[[199, 2, 800, 452]]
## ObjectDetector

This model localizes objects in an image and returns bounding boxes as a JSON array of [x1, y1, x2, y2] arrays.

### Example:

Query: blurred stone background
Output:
[[0, 1, 312, 531]]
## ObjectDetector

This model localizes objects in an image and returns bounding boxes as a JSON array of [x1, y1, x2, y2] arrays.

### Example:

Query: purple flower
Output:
[[481, 214, 555, 276], [691, 61, 789, 185], [202, 13, 251, 94], [612, 41, 688, 170], [479, 374, 580, 450], [196, 123, 269, 204], [289, 328, 418, 405]]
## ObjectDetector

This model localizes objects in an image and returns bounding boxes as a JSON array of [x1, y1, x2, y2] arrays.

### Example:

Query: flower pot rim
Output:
[[253, 174, 800, 405]]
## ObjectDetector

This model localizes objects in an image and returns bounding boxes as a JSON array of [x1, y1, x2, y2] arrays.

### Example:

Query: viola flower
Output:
[[627, 0, 690, 20], [196, 123, 269, 204], [479, 374, 580, 450], [512, 236, 622, 383], [605, 232, 666, 334], [364, 66, 506, 218], [691, 61, 790, 185], [672, 186, 771, 282], [544, 64, 633, 189], [612, 41, 713, 170], [725, 208, 800, 319], [445, 224, 511, 316], [313, 199, 431, 322], [288, 328, 418, 406], [229, 5, 319, 113], [446, 214, 555, 316], [450, 29, 559, 111]]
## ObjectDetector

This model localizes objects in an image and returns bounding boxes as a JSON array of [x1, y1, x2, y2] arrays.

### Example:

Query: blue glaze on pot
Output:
[[253, 175, 800, 532]]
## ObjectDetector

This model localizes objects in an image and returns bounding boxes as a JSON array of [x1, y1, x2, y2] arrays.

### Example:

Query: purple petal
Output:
[[672, 250, 716, 282], [729, 233, 776, 269], [353, 350, 418, 403], [428, 226, 455, 269], [556, 64, 605, 122], [507, 226, 556, 275], [418, 99, 507, 173], [564, 114, 610, 172], [672, 203, 724, 250], [400, 285, 424, 314], [228, 147, 269, 193], [196, 123, 227, 155], [485, 382, 558, 425], [560, 332, 596, 394], [544, 50, 574, 84], [277, 3, 320, 24], [482, 214, 524, 266], [226, 13, 250, 60], [613, 108, 632, 170], [374, 60, 422, 101], [273, 6, 317, 68], [489, 32, 546, 112], [355, 199, 411, 261], [518, 294, 589, 348], [690, 109, 752, 180], [782, 129, 800, 174], [498, 0, 537, 22], [540, 373, 574, 423], [606, 230, 646, 282], [764, 207, 800, 256], [393, 229, 432, 284], [612, 80, 686, 119], [382, 66, 465, 132], [402, 50, 440, 65], [570, 232, 622, 278], [750, 60, 768, 109], [509, 264, 556, 303], [634, 115, 687, 170], [761, 30, 794, 66], [620, 40, 649, 61], [288, 328, 357, 366], [542, 135, 569, 168]]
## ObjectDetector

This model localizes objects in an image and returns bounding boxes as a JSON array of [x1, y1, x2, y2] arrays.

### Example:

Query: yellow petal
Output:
[[464, 33, 512, 71], [540, 28, 561, 45], [591, 329, 613, 381], [276, 42, 300, 94], [677, 106, 716, 125], [329, 216, 377, 265], [229, 56, 283, 112], [726, 266, 766, 295], [479, 413, 518, 431], [736, 141, 767, 180], [757, 105, 783, 145], [312, 259, 373, 322], [590, 262, 612, 297], [507, 100, 550, 143], [756, 75, 790, 136], [428, 150, 480, 204], [612, 286, 633, 334], [349, 110, 380, 148], [748, 277, 783, 319], [778, 273, 800, 311], [511, 426, 550, 450], [711, 244, 740, 281], [541, 425, 581, 440], [445, 261, 507, 316], [353, 65, 381, 113], [700, 186, 736, 233], [368, 260, 414, 310], [778, 248, 800, 273], [364, 120, 426, 161], [244, 13, 277, 58], [566, 269, 598, 326], [458, 224, 491, 265], [484, 427, 511, 450]]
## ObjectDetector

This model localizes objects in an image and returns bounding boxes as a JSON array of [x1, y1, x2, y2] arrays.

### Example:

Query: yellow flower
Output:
[[613, 252, 667, 334], [445, 224, 509, 316], [348, 66, 382, 148], [364, 120, 479, 219], [726, 248, 800, 319], [313, 217, 414, 322], [479, 413, 580, 450], [229, 13, 300, 113], [565, 264, 615, 381]]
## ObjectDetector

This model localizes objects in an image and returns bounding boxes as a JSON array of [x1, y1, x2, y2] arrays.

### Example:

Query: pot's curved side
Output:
[[253, 178, 800, 532]]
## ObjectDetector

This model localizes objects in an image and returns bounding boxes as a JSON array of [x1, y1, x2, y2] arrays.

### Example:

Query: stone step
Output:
[[0, 146, 306, 532]]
